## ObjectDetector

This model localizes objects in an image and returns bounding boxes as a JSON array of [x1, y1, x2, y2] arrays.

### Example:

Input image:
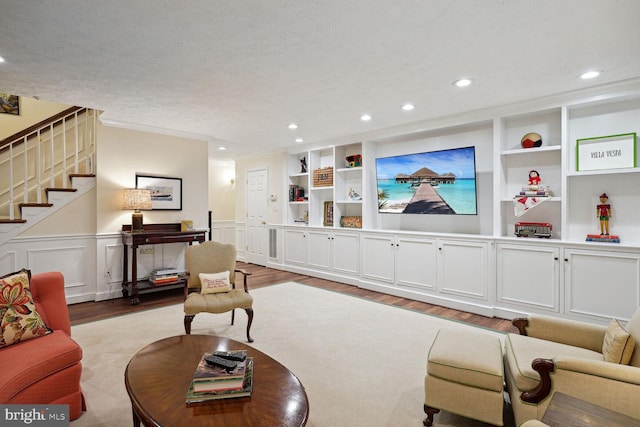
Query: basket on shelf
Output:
[[340, 216, 362, 228], [313, 167, 333, 187]]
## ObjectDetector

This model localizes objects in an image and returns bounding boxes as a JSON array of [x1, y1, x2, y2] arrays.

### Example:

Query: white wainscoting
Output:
[[210, 220, 236, 245], [0, 234, 97, 304], [235, 222, 246, 261]]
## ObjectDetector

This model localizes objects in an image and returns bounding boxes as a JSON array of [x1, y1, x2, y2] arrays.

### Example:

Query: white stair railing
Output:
[[1, 108, 97, 220]]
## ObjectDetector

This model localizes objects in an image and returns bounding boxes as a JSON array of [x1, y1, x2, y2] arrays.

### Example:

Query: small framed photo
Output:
[[576, 133, 636, 172], [323, 201, 334, 226], [0, 94, 20, 115], [136, 175, 182, 210]]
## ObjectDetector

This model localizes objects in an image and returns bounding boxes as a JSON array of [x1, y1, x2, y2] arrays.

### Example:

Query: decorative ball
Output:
[[521, 132, 542, 149]]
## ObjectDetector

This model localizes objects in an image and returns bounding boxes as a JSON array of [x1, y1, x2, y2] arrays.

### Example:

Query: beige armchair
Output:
[[504, 308, 640, 425], [184, 241, 254, 342]]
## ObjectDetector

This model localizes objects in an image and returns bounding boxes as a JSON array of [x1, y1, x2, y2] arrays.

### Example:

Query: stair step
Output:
[[45, 187, 78, 193], [69, 173, 96, 180], [0, 219, 27, 224], [19, 203, 54, 209]]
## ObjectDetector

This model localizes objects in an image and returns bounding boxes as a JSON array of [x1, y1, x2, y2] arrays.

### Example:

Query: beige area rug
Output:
[[70, 282, 515, 427]]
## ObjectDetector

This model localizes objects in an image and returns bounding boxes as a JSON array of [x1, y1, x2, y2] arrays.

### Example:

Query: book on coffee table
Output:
[[186, 358, 253, 403], [192, 350, 248, 382]]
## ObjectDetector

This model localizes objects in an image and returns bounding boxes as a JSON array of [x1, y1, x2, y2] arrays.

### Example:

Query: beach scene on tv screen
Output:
[[376, 146, 477, 215]]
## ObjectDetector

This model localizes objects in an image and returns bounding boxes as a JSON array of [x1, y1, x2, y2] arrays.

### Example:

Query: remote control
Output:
[[204, 354, 237, 371], [214, 351, 247, 362]]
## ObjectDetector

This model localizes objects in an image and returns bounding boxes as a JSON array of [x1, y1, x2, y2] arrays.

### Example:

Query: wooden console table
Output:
[[121, 223, 206, 305]]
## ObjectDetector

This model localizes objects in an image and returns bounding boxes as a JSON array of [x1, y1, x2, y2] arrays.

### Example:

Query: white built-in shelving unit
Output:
[[280, 81, 640, 324]]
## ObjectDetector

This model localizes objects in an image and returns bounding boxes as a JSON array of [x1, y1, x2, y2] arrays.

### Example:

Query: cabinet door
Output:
[[438, 240, 489, 300], [360, 234, 395, 284], [496, 243, 560, 312], [283, 229, 308, 266], [307, 230, 331, 269], [564, 248, 640, 321], [395, 236, 437, 290], [332, 231, 359, 276]]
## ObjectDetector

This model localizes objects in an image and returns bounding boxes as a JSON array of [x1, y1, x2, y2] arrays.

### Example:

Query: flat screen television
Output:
[[375, 146, 477, 215]]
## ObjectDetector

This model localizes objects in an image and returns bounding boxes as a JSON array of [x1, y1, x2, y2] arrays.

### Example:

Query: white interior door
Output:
[[246, 169, 268, 266]]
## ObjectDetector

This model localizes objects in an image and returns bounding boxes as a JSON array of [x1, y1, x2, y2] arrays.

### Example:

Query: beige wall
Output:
[[234, 151, 286, 224], [20, 190, 97, 237], [208, 159, 236, 221], [96, 125, 209, 233], [0, 98, 71, 140]]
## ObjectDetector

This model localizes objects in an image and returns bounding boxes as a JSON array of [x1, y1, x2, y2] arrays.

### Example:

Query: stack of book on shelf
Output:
[[185, 350, 254, 404], [518, 185, 551, 197], [148, 268, 185, 285], [289, 185, 306, 202]]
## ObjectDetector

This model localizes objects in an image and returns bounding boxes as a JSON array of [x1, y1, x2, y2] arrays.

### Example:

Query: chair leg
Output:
[[231, 308, 235, 325], [245, 308, 254, 343], [184, 315, 195, 334], [423, 405, 439, 426]]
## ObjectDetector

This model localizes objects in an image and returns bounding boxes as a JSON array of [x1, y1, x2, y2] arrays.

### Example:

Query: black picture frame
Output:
[[135, 174, 182, 210]]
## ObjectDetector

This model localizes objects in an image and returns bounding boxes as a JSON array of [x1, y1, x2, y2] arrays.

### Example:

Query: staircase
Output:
[[0, 107, 97, 246]]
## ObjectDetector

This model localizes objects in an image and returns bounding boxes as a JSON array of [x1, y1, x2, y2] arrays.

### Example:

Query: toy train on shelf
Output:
[[514, 222, 552, 238]]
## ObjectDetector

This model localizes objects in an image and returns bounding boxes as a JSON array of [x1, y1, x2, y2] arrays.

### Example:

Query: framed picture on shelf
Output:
[[576, 133, 636, 171], [323, 201, 334, 226], [136, 175, 182, 210]]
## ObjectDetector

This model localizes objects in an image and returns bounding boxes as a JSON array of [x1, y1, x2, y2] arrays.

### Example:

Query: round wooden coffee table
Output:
[[125, 335, 309, 426]]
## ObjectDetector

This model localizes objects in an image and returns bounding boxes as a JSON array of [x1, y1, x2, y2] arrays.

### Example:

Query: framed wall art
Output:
[[0, 93, 20, 115], [136, 175, 182, 210], [323, 201, 334, 226], [576, 133, 636, 172]]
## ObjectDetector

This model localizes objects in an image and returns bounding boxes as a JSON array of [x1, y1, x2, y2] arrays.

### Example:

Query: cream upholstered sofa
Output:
[[504, 308, 640, 425]]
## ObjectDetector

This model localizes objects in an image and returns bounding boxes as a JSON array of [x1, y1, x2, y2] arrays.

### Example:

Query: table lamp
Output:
[[122, 188, 152, 232]]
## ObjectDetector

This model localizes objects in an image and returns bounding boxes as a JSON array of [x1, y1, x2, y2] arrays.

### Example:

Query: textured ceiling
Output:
[[1, 1, 640, 158]]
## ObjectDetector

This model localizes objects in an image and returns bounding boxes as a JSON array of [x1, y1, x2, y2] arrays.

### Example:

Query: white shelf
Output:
[[336, 200, 363, 204], [310, 186, 334, 191], [566, 167, 640, 177], [336, 167, 363, 173], [501, 145, 561, 156], [500, 196, 562, 203]]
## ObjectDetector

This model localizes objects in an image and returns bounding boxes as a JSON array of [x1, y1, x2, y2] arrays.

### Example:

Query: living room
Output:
[[2, 2, 640, 426]]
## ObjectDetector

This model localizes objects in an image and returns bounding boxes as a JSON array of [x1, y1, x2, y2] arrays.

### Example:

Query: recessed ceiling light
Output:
[[453, 78, 473, 88], [295, 138, 303, 143], [360, 114, 372, 121], [0, 56, 5, 63], [580, 70, 601, 80], [402, 103, 415, 111], [288, 123, 298, 130], [218, 146, 227, 150]]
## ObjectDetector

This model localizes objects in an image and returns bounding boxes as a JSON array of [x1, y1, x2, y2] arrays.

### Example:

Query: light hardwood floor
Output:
[[69, 262, 517, 333]]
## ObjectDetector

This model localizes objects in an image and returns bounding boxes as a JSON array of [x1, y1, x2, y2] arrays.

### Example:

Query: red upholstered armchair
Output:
[[0, 272, 86, 420]]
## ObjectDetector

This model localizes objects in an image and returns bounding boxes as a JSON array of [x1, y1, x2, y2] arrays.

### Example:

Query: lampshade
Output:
[[122, 189, 152, 211], [122, 189, 152, 232]]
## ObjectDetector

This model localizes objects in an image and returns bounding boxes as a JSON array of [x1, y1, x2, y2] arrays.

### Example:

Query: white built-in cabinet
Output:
[[496, 243, 561, 314], [360, 233, 437, 290], [279, 82, 640, 323], [283, 226, 360, 281], [283, 228, 308, 266], [358, 232, 492, 315], [307, 229, 359, 276], [563, 248, 640, 321]]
